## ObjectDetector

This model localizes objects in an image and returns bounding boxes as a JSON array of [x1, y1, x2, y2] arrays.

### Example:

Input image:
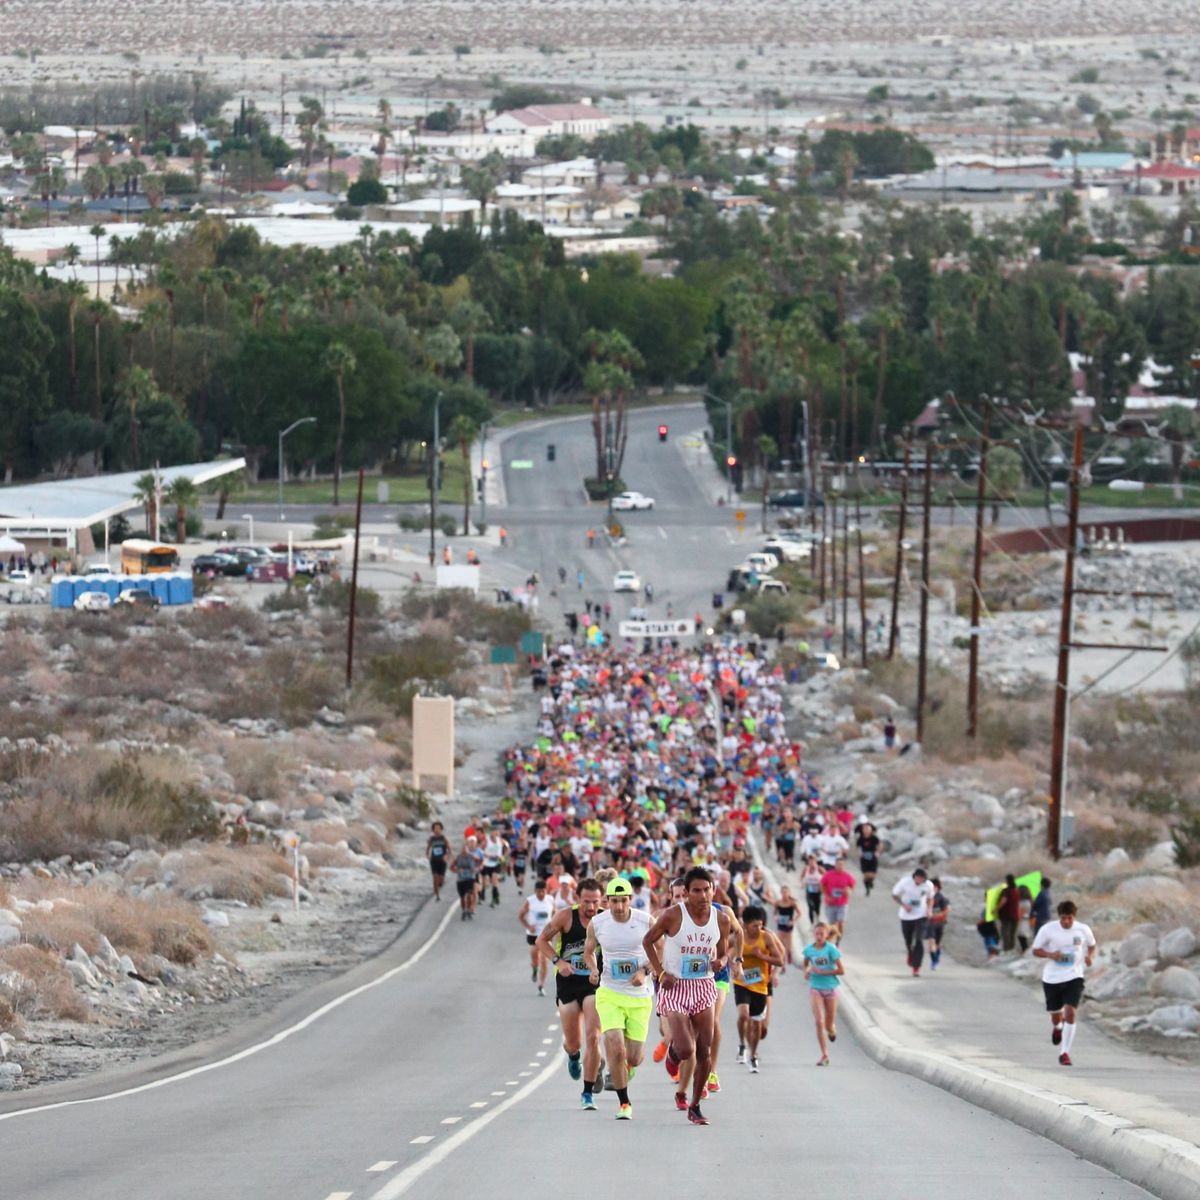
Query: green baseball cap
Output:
[[606, 878, 633, 897]]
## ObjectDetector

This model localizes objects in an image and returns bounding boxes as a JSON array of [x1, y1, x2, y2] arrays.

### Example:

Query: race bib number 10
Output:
[[610, 958, 638, 980]]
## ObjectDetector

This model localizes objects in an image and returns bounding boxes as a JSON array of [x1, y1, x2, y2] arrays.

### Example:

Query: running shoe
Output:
[[687, 1105, 710, 1126], [827, 1025, 837, 1042], [1052, 1027, 1063, 1046], [664, 1046, 680, 1080], [581, 1091, 597, 1110], [628, 1066, 637, 1081], [700, 1084, 709, 1100], [1058, 1052, 1072, 1067], [749, 1056, 759, 1074], [674, 1091, 688, 1111], [616, 1103, 633, 1120], [537, 985, 545, 997], [735, 1045, 746, 1065], [707, 1072, 721, 1093], [531, 965, 537, 982], [652, 1040, 668, 1063], [567, 1052, 582, 1081], [912, 967, 920, 977], [817, 1055, 830, 1066], [603, 1069, 614, 1092]]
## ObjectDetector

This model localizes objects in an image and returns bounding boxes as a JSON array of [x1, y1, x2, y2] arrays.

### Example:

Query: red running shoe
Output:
[[1059, 1052, 1072, 1067], [674, 1091, 688, 1111], [687, 1105, 710, 1126], [652, 1040, 668, 1064]]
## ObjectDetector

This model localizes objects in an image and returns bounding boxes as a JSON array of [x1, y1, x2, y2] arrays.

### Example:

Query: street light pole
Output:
[[604, 409, 615, 530], [479, 420, 489, 531], [241, 513, 254, 546], [429, 391, 442, 566], [278, 416, 317, 520], [699, 391, 734, 505]]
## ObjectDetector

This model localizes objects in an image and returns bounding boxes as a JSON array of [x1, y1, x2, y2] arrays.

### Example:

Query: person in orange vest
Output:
[[587, 528, 596, 548], [498, 526, 508, 546], [466, 547, 479, 565], [443, 545, 452, 565]]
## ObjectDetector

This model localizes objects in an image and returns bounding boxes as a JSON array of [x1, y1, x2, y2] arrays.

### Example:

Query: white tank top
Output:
[[526, 892, 555, 935], [663, 901, 719, 980], [591, 909, 652, 997]]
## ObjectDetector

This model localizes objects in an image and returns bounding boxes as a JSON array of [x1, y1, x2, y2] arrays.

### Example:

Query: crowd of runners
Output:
[[426, 638, 1101, 1123]]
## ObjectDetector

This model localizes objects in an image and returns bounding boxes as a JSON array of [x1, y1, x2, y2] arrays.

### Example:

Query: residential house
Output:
[[489, 103, 611, 141]]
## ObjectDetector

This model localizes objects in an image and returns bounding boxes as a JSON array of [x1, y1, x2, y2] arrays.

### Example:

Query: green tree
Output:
[[447, 413, 478, 534], [0, 289, 53, 481], [323, 341, 357, 505], [985, 445, 1024, 524], [165, 476, 199, 543]]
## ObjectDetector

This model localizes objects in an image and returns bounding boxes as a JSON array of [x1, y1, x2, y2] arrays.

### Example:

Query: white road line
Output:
[[325, 1193, 353, 1199], [518, 1071, 532, 1077], [409, 1137, 434, 1146], [370, 1054, 559, 1199], [440, 1117, 462, 1125], [546, 1025, 557, 1031], [535, 1051, 548, 1057], [658, 526, 668, 540], [367, 1162, 397, 1172], [490, 1091, 506, 1097], [541, 1038, 553, 1044], [469, 1101, 488, 1109], [0, 903, 459, 1124], [505, 1081, 520, 1086]]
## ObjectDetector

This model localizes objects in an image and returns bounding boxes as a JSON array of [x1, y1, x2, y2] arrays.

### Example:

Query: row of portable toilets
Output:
[[51, 573, 195, 609]]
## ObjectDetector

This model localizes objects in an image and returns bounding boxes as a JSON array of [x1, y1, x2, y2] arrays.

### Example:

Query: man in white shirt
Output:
[[1031, 899, 1096, 1066], [892, 868, 934, 976]]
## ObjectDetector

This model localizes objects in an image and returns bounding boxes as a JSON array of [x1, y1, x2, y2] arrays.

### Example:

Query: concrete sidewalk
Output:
[[754, 840, 1200, 1200]]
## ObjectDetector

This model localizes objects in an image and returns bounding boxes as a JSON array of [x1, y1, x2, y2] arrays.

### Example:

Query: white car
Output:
[[84, 562, 114, 576], [758, 578, 789, 595], [5, 569, 33, 585], [740, 552, 778, 575], [613, 570, 642, 593], [194, 593, 231, 610], [611, 491, 655, 511], [73, 590, 112, 612], [811, 651, 840, 671], [763, 538, 811, 563]]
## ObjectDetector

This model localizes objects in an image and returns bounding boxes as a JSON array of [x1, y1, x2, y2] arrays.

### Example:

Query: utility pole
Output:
[[967, 400, 991, 739], [818, 494, 827, 604], [888, 439, 911, 660], [856, 492, 868, 669], [1047, 424, 1083, 860], [428, 392, 442, 567], [828, 494, 838, 627], [916, 439, 934, 744], [345, 467, 365, 692], [840, 499, 850, 662]]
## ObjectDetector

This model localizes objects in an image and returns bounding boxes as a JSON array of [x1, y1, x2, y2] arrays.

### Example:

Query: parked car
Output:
[[758, 578, 789, 595], [194, 593, 231, 610], [811, 651, 840, 671], [73, 590, 112, 612], [767, 491, 823, 509], [114, 588, 160, 610], [192, 553, 244, 576], [740, 552, 778, 575], [762, 538, 810, 563], [612, 569, 642, 593], [611, 491, 655, 511], [4, 569, 33, 585], [83, 561, 114, 576]]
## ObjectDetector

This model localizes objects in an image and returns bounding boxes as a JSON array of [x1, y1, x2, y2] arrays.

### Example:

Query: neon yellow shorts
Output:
[[594, 988, 654, 1043]]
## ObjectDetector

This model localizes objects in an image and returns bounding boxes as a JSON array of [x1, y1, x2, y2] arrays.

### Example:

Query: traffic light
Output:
[[658, 424, 668, 442], [726, 455, 743, 492], [476, 475, 483, 499]]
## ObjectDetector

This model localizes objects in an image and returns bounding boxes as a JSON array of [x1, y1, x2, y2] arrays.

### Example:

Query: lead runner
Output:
[[643, 866, 736, 1126]]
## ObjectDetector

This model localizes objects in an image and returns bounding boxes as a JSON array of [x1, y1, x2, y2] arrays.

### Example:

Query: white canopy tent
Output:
[[0, 534, 26, 553]]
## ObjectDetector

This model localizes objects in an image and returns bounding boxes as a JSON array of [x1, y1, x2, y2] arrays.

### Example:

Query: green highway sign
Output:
[[509, 460, 534, 470], [489, 645, 518, 664]]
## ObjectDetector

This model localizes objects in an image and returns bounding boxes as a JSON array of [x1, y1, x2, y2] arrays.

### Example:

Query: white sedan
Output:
[[612, 570, 642, 593], [73, 590, 112, 612], [611, 491, 655, 511]]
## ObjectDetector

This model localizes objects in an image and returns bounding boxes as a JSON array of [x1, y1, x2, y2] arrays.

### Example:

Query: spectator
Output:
[[1017, 884, 1034, 953], [1030, 877, 1053, 935], [883, 718, 897, 749], [998, 873, 1021, 953], [976, 902, 1000, 961]]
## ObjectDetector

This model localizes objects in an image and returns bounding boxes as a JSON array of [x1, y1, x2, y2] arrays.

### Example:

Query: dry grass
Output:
[[168, 845, 291, 905], [304, 844, 360, 869], [16, 882, 215, 966], [0, 945, 93, 1022], [223, 741, 287, 801]]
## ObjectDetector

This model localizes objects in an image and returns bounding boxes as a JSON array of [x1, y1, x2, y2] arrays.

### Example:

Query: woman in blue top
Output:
[[802, 922, 844, 1066]]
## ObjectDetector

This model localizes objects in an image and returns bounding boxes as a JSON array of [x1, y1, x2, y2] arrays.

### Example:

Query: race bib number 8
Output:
[[680, 953, 710, 979], [610, 958, 638, 980]]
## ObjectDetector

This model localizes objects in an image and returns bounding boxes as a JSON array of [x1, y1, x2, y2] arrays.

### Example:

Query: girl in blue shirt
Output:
[[802, 922, 844, 1066]]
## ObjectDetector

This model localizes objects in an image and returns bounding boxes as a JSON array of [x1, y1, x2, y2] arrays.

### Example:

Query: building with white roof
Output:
[[489, 103, 611, 141]]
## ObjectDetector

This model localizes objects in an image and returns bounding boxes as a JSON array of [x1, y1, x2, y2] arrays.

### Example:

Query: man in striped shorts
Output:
[[643, 866, 735, 1126]]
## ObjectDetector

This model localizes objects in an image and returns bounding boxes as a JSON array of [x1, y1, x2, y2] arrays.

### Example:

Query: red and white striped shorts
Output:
[[656, 976, 717, 1017]]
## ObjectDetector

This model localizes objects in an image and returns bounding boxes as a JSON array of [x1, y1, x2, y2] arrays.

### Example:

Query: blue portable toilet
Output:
[[52, 579, 74, 609], [118, 577, 138, 594], [149, 576, 170, 603], [70, 578, 90, 602], [167, 575, 192, 605], [103, 579, 121, 600]]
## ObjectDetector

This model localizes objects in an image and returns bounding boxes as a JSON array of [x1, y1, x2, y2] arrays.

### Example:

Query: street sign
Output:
[[519, 630, 545, 656], [735, 510, 746, 523], [618, 619, 694, 638], [489, 645, 517, 664], [510, 460, 534, 470]]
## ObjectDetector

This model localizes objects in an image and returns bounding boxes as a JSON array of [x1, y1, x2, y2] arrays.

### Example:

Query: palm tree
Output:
[[133, 471, 160, 536], [83, 164, 107, 201], [87, 298, 107, 420], [165, 477, 199, 543], [64, 279, 88, 400], [757, 434, 778, 532], [89, 224, 106, 298], [448, 414, 479, 534], [323, 341, 357, 505], [451, 300, 490, 382], [118, 366, 161, 469]]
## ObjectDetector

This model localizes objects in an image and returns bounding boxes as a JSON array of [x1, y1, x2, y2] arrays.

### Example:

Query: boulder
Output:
[[1142, 842, 1177, 870], [0, 909, 21, 928], [1151, 966, 1200, 1002], [246, 800, 282, 826], [975, 843, 1005, 861], [1159, 928, 1198, 960], [0, 1062, 22, 1090], [884, 828, 916, 856], [1118, 932, 1158, 967], [0, 926, 18, 948], [1114, 876, 1187, 905], [66, 960, 98, 988], [1088, 964, 1153, 1002], [970, 794, 1005, 826], [201, 909, 230, 929], [1146, 1004, 1200, 1033], [1104, 847, 1131, 868]]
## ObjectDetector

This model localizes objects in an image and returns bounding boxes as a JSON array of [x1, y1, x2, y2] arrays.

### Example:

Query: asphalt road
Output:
[[1, 408, 1155, 1197]]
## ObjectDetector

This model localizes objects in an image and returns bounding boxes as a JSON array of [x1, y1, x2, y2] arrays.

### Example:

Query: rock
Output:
[[1152, 966, 1200, 1002], [970, 794, 1005, 826], [1088, 964, 1153, 1001], [121, 978, 149, 1004], [910, 835, 949, 862], [1159, 928, 1198, 960], [1104, 847, 1131, 867], [1114, 876, 1187, 905], [201, 909, 230, 929], [66, 960, 98, 988], [1146, 1004, 1200, 1033], [70, 944, 94, 970], [315, 707, 346, 727], [883, 828, 916, 856], [0, 1062, 22, 1090], [1090, 906, 1133, 924], [949, 840, 978, 858], [0, 909, 21, 928], [1142, 842, 1177, 870], [117, 954, 137, 977], [246, 800, 282, 826], [975, 843, 1005, 861], [1118, 932, 1158, 967]]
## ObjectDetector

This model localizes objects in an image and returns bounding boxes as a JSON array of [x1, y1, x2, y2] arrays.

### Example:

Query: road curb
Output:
[[750, 836, 1200, 1200]]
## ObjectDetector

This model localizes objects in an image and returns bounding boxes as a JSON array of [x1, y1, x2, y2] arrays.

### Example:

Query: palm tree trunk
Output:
[[872, 328, 888, 457], [461, 442, 471, 534], [333, 374, 346, 506]]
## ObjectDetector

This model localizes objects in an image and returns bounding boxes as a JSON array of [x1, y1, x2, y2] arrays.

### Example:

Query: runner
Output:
[[426, 820, 449, 902], [584, 878, 653, 1119], [892, 867, 934, 976], [733, 904, 784, 1073], [802, 854, 823, 924], [925, 876, 950, 969], [856, 821, 880, 895], [1031, 900, 1096, 1066], [453, 837, 481, 921], [481, 827, 507, 908], [651, 877, 688, 1066], [820, 856, 857, 942], [769, 885, 798, 964], [518, 878, 556, 996], [643, 866, 735, 1125], [802, 921, 844, 1066], [708, 898, 743, 1096], [535, 878, 605, 1108], [510, 830, 529, 892]]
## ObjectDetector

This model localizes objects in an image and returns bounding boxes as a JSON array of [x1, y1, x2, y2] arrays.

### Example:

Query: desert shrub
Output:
[[224, 647, 343, 726], [177, 605, 266, 639], [396, 587, 531, 643], [0, 993, 21, 1034], [389, 783, 433, 822], [1072, 802, 1166, 857], [223, 741, 285, 800], [312, 512, 355, 539], [169, 845, 291, 905], [262, 588, 309, 613], [315, 579, 380, 618], [92, 757, 220, 843], [0, 945, 92, 1022], [1172, 808, 1200, 869], [366, 635, 465, 715], [304, 844, 359, 869]]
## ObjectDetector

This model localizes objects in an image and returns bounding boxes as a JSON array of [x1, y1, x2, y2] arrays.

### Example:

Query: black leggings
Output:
[[806, 889, 822, 922], [902, 918, 926, 969]]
